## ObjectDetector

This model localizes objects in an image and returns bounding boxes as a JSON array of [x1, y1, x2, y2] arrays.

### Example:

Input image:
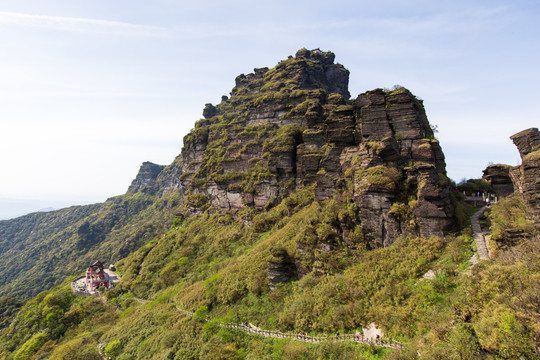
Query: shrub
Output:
[[262, 124, 302, 154], [489, 194, 535, 240], [358, 165, 401, 191], [13, 333, 49, 360], [104, 339, 123, 357]]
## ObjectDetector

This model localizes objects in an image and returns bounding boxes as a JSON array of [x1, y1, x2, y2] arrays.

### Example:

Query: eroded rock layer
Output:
[[179, 49, 455, 246]]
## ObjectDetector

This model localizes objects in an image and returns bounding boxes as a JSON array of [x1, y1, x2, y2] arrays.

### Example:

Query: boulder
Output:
[[267, 248, 296, 290]]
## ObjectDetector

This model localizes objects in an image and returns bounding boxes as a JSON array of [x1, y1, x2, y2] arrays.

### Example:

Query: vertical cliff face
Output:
[[179, 49, 455, 246], [510, 128, 540, 231], [345, 88, 453, 246]]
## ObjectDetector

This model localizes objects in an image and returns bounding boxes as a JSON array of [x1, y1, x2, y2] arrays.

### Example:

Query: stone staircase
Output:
[[175, 306, 403, 350], [471, 207, 490, 260]]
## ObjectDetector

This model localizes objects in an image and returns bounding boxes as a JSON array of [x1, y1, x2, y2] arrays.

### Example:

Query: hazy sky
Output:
[[1, 0, 539, 209]]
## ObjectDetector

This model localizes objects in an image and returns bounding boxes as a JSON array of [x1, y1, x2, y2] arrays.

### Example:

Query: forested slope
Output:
[[0, 162, 183, 301]]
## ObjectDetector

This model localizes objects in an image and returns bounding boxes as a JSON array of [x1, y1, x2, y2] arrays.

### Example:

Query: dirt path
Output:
[[471, 207, 490, 261]]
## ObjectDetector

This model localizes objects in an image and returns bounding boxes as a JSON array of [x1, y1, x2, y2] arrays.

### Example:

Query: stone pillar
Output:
[[510, 128, 540, 230]]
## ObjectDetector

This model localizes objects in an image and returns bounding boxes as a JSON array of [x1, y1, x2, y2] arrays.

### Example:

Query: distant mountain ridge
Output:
[[0, 198, 73, 220]]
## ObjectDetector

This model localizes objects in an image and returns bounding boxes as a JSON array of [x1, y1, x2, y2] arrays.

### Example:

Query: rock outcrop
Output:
[[482, 164, 514, 197], [179, 48, 455, 247], [510, 128, 540, 231], [267, 247, 296, 290], [127, 162, 165, 194], [127, 158, 183, 196]]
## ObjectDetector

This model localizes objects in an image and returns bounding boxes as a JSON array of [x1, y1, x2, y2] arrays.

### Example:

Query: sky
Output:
[[0, 0, 539, 218]]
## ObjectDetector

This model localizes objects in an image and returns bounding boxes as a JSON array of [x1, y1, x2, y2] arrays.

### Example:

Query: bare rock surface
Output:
[[362, 323, 384, 340], [267, 248, 296, 289]]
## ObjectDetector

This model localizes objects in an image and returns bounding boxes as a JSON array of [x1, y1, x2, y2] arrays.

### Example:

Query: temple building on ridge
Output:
[[85, 261, 112, 292], [72, 261, 116, 296]]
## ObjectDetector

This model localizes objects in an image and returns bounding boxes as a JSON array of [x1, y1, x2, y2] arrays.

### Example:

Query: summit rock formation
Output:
[[178, 49, 455, 247]]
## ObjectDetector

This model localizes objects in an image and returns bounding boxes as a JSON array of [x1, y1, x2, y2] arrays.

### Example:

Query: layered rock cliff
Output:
[[179, 49, 455, 247], [510, 127, 540, 231]]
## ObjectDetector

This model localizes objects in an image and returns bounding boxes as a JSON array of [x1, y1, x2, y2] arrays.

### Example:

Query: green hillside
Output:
[[0, 178, 183, 301], [0, 191, 537, 359]]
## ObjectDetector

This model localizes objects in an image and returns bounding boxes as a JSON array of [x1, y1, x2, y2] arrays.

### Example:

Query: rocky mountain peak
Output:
[[482, 164, 514, 197], [127, 162, 165, 194], [127, 159, 183, 196], [231, 48, 350, 99], [179, 49, 455, 247]]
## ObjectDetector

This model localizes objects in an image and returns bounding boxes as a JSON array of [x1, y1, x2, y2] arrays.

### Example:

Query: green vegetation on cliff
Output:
[[489, 194, 535, 241]]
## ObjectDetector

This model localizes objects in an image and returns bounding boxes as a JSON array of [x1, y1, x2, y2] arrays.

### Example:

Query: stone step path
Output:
[[220, 323, 403, 349], [471, 207, 490, 261], [174, 305, 403, 350]]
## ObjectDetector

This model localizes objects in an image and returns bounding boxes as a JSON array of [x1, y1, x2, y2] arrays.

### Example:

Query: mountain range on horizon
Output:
[[0, 198, 79, 221]]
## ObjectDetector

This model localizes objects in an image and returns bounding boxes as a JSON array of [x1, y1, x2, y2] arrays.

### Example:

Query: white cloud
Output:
[[359, 5, 510, 34], [0, 11, 168, 37]]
